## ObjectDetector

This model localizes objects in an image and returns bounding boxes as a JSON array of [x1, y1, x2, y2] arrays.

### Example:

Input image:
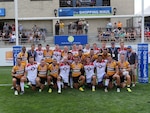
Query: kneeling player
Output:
[[47, 59, 59, 93], [11, 57, 26, 95], [94, 54, 107, 88], [57, 58, 70, 93], [36, 59, 48, 92], [71, 56, 85, 91], [84, 57, 97, 91], [25, 56, 38, 91], [118, 54, 132, 92], [104, 55, 121, 92]]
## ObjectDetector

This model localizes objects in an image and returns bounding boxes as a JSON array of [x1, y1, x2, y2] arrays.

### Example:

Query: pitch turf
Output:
[[0, 67, 150, 113]]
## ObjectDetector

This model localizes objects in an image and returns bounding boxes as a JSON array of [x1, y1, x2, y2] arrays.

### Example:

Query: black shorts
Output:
[[40, 77, 47, 84], [13, 76, 20, 85], [51, 76, 57, 84], [73, 76, 80, 83], [120, 76, 125, 83], [108, 76, 113, 82]]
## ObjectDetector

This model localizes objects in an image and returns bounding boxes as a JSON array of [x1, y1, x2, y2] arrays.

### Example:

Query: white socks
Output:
[[20, 82, 24, 92]]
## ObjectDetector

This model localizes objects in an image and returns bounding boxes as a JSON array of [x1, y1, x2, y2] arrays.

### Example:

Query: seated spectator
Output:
[[9, 33, 16, 43]]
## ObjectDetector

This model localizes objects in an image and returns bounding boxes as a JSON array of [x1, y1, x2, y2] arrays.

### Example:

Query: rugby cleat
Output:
[[79, 87, 84, 92], [48, 88, 52, 93], [127, 88, 132, 92], [14, 90, 18, 96]]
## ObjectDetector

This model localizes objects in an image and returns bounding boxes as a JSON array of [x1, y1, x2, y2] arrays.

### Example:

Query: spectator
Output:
[[18, 24, 23, 33], [9, 33, 16, 43], [106, 21, 112, 32], [59, 21, 65, 35], [67, 0, 72, 7], [76, 0, 81, 7], [84, 21, 89, 34], [55, 21, 60, 35], [117, 21, 123, 30]]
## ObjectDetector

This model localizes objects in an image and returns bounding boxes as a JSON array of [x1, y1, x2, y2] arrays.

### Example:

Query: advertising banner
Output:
[[0, 8, 5, 16], [13, 46, 22, 66], [137, 43, 149, 83], [54, 35, 88, 46], [58, 7, 112, 17]]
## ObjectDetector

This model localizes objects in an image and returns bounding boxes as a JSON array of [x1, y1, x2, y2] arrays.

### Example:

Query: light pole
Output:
[[15, 0, 19, 45], [141, 0, 144, 43]]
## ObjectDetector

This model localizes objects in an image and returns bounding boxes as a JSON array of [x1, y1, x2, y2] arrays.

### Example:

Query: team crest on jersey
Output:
[[87, 67, 91, 72], [31, 67, 35, 71], [98, 65, 102, 68], [63, 67, 68, 71], [38, 52, 43, 56]]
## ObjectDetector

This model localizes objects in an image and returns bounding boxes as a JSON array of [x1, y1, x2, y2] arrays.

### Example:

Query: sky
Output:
[[134, 0, 150, 14]]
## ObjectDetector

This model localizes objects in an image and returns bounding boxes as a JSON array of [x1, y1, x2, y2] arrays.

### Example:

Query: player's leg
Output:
[[131, 66, 136, 87], [97, 74, 105, 88], [12, 77, 18, 95], [36, 77, 41, 92], [73, 77, 79, 89], [113, 74, 121, 92], [91, 75, 97, 91], [62, 75, 69, 89], [47, 75, 53, 93], [20, 76, 27, 94], [57, 76, 62, 93], [104, 75, 110, 92], [126, 74, 132, 92], [78, 75, 85, 91]]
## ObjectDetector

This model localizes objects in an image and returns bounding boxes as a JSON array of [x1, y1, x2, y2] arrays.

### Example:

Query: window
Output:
[[60, 0, 73, 7], [102, 0, 110, 6], [0, 0, 14, 2]]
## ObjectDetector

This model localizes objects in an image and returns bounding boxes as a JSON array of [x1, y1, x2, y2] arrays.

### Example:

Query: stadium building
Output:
[[0, 0, 134, 35]]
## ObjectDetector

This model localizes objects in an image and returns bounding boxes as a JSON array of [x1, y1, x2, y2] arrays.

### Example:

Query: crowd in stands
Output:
[[11, 41, 137, 95], [0, 23, 46, 44]]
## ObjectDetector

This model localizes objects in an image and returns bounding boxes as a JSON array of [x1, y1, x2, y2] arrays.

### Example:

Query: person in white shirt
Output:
[[83, 44, 91, 54], [52, 45, 62, 63], [57, 58, 70, 93], [94, 54, 107, 87], [35, 44, 44, 63], [84, 57, 96, 91], [25, 56, 38, 91]]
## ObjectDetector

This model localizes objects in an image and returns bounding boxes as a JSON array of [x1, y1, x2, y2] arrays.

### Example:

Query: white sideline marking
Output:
[[0, 84, 12, 86]]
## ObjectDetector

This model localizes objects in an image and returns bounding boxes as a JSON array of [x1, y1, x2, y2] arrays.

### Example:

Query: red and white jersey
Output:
[[52, 49, 62, 63], [118, 48, 127, 55], [83, 48, 90, 54], [84, 62, 95, 76], [25, 62, 38, 80], [94, 60, 106, 75], [94, 48, 100, 54], [70, 50, 78, 55], [35, 49, 44, 63], [59, 63, 70, 77]]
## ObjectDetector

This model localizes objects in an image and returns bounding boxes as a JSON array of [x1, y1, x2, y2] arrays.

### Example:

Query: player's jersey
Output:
[[17, 52, 28, 66], [52, 49, 62, 63], [35, 49, 44, 63], [37, 64, 48, 78], [26, 62, 38, 80], [106, 61, 117, 76], [61, 51, 68, 58], [48, 64, 59, 78], [86, 54, 98, 62], [59, 63, 70, 77], [94, 60, 106, 75], [117, 61, 130, 71], [68, 57, 74, 64], [71, 62, 83, 77], [102, 53, 110, 60], [12, 65, 25, 79], [84, 62, 95, 76], [118, 48, 127, 55], [83, 48, 90, 54], [70, 50, 78, 56], [94, 48, 100, 54], [43, 50, 53, 64]]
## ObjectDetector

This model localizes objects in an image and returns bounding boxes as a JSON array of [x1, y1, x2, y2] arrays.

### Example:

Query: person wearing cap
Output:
[[127, 45, 137, 87], [108, 42, 119, 61]]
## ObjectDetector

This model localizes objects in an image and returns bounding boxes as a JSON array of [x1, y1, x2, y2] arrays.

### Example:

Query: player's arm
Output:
[[115, 64, 119, 75], [126, 62, 130, 72], [11, 67, 16, 77]]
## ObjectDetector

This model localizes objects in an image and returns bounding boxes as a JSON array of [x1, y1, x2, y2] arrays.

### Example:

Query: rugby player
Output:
[[18, 46, 28, 66], [104, 55, 121, 92], [35, 44, 44, 63], [11, 57, 26, 95], [43, 44, 53, 64], [118, 54, 132, 92], [36, 59, 48, 92]]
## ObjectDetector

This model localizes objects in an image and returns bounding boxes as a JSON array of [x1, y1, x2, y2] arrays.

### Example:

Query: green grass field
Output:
[[0, 67, 150, 113]]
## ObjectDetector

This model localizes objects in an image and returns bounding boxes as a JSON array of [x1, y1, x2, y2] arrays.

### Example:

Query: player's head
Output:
[[127, 46, 132, 52], [16, 57, 22, 65], [90, 48, 94, 55], [78, 45, 83, 50], [46, 44, 50, 50], [63, 57, 68, 64], [111, 42, 115, 48], [120, 54, 125, 61], [63, 46, 68, 52], [55, 44, 60, 50], [29, 56, 34, 63], [68, 52, 73, 58], [93, 43, 97, 48], [38, 44, 42, 50], [103, 48, 108, 55], [31, 44, 35, 50], [120, 41, 124, 47], [22, 46, 26, 53], [107, 54, 112, 62], [40, 59, 45, 67], [97, 54, 103, 62], [74, 56, 79, 63], [86, 57, 91, 63], [52, 59, 57, 65], [78, 49, 83, 56]]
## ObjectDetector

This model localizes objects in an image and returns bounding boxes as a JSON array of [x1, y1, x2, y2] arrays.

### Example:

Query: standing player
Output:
[[52, 45, 62, 63], [43, 44, 53, 64], [104, 55, 121, 92], [47, 59, 59, 93], [27, 44, 37, 61], [118, 54, 132, 92], [36, 59, 48, 92], [84, 57, 97, 91], [71, 56, 85, 91], [70, 44, 78, 55], [11, 57, 26, 95], [25, 56, 38, 91], [18, 46, 28, 66], [92, 43, 100, 54], [118, 41, 127, 60], [94, 54, 107, 88], [57, 58, 70, 93], [35, 44, 44, 63]]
